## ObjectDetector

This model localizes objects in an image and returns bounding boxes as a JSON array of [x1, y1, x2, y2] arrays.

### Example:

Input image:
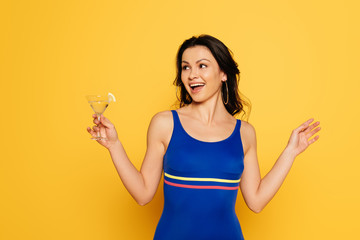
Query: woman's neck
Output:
[[187, 92, 231, 126]]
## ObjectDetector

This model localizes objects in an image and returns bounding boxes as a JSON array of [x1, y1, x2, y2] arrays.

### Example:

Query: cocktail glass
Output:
[[86, 93, 116, 140]]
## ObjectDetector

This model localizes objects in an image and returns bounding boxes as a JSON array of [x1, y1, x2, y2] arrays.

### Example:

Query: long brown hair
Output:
[[174, 34, 251, 120]]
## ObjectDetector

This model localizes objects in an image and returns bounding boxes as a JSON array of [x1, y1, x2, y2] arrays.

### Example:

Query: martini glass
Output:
[[86, 93, 116, 140]]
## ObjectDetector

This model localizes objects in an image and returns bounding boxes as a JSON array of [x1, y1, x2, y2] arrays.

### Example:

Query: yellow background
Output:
[[1, 0, 359, 239]]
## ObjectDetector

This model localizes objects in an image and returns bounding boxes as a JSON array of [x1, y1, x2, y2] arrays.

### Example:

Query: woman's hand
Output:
[[286, 118, 321, 157], [87, 114, 120, 149]]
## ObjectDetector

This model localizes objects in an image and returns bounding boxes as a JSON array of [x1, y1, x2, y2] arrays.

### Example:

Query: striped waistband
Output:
[[164, 172, 240, 190]]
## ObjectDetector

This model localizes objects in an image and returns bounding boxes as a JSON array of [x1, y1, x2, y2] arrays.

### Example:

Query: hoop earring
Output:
[[176, 85, 181, 102], [222, 81, 229, 105]]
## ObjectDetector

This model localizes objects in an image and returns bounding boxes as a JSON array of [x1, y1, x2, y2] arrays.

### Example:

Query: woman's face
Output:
[[181, 45, 227, 104]]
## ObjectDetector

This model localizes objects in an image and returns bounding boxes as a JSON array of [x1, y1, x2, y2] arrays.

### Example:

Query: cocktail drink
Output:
[[86, 93, 116, 140]]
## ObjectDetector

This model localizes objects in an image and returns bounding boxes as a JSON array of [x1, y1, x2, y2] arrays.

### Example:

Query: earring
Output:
[[222, 81, 229, 105], [176, 85, 181, 102]]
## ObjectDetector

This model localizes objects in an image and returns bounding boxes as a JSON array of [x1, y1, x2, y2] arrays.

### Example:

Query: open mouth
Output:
[[190, 83, 205, 91]]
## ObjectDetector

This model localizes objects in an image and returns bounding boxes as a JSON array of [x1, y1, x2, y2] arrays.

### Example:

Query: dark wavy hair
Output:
[[174, 34, 251, 119]]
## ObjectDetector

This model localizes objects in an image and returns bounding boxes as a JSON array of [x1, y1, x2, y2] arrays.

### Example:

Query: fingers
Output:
[[306, 125, 321, 139], [294, 118, 314, 133], [92, 114, 113, 128], [301, 118, 321, 145], [92, 114, 100, 125], [87, 123, 103, 133], [100, 114, 114, 128], [304, 121, 320, 133], [100, 123, 107, 137], [308, 135, 320, 145], [87, 126, 97, 138]]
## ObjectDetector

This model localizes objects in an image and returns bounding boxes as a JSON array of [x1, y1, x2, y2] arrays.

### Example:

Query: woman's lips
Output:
[[190, 85, 205, 93]]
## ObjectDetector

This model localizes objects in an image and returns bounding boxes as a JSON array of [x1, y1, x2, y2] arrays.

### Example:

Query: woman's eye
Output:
[[200, 64, 207, 68], [182, 66, 189, 70]]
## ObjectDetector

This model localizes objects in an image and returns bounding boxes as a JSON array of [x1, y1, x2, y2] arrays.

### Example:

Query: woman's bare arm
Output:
[[239, 119, 321, 213], [87, 111, 173, 205]]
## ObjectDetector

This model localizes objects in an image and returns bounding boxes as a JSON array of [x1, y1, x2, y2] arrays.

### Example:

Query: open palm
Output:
[[287, 118, 321, 157]]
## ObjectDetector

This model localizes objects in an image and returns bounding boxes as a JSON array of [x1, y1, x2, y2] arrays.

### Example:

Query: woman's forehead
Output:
[[182, 46, 215, 62]]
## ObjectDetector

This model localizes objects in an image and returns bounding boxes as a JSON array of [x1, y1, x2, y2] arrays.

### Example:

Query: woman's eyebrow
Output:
[[181, 59, 211, 64], [196, 58, 211, 63]]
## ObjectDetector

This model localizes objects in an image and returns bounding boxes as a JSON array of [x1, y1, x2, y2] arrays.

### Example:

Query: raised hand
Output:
[[286, 118, 321, 157], [87, 114, 120, 149]]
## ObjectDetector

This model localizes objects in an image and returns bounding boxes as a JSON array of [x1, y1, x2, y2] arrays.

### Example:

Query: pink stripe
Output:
[[164, 179, 239, 190]]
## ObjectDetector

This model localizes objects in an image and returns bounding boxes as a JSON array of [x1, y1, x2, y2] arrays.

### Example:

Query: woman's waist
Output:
[[163, 184, 238, 210]]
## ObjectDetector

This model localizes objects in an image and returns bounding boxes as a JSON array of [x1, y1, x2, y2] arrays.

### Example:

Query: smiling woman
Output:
[[181, 46, 226, 102], [174, 35, 250, 118], [87, 34, 321, 240]]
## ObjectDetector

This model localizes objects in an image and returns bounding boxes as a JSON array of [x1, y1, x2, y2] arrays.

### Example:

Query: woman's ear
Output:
[[221, 72, 227, 82]]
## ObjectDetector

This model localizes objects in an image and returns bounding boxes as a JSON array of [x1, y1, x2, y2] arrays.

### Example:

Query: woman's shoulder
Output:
[[151, 110, 173, 123], [239, 120, 257, 154], [149, 110, 173, 132], [240, 120, 256, 134], [148, 110, 174, 143]]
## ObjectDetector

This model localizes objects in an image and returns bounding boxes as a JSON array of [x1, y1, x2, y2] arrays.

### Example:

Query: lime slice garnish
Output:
[[108, 92, 116, 102]]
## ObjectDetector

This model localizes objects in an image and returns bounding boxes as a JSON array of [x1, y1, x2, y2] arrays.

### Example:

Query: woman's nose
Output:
[[189, 68, 199, 79]]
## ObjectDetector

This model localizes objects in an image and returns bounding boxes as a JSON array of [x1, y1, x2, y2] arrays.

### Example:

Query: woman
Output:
[[87, 35, 321, 240]]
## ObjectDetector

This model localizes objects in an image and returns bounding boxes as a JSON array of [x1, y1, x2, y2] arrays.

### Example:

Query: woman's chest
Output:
[[164, 142, 244, 176]]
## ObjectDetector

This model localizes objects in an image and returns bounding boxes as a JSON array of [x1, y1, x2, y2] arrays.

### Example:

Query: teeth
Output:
[[190, 83, 205, 87]]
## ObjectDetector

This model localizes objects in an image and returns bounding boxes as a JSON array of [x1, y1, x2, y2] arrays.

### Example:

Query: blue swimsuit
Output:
[[154, 110, 245, 240]]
